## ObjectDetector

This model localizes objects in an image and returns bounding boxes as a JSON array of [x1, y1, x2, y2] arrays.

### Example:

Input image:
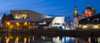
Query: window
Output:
[[54, 23, 60, 25]]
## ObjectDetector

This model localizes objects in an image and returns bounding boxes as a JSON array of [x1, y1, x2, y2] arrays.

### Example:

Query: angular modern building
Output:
[[1, 10, 66, 29]]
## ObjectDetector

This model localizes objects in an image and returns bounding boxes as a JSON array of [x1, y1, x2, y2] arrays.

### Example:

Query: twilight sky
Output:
[[0, 0, 100, 21]]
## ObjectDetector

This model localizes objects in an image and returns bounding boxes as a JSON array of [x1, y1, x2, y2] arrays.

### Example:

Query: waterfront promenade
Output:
[[0, 29, 100, 37]]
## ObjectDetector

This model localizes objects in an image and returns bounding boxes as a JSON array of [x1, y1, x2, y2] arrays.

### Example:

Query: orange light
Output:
[[6, 38, 9, 43], [9, 36, 13, 39], [16, 22, 20, 26], [24, 22, 27, 26], [7, 22, 10, 25], [10, 25, 14, 28], [24, 37, 27, 43], [15, 37, 19, 43]]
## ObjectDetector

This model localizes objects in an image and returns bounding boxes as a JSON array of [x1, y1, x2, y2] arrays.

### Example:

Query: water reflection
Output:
[[0, 35, 99, 43]]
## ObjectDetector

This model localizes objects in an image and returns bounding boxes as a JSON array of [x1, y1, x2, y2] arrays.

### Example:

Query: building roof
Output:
[[40, 17, 55, 22], [11, 10, 52, 21], [86, 7, 91, 9], [79, 13, 100, 24]]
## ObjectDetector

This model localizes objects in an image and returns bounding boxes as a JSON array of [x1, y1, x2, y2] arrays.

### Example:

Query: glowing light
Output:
[[88, 37, 91, 42], [79, 25, 81, 28], [10, 25, 14, 29], [28, 37, 30, 43], [94, 25, 98, 29], [24, 37, 27, 43], [6, 38, 9, 43], [15, 37, 19, 43], [9, 36, 13, 39], [16, 22, 20, 26], [24, 22, 27, 26], [83, 25, 87, 29], [29, 26, 31, 29], [97, 18, 99, 20], [7, 22, 10, 25], [15, 16, 19, 19], [32, 36, 34, 41], [43, 21, 46, 24]]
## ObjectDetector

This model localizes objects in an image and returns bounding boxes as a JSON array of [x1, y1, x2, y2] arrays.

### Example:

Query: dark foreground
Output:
[[0, 29, 100, 37]]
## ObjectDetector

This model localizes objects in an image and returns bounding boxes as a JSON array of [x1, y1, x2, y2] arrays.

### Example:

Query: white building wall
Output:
[[52, 17, 65, 27]]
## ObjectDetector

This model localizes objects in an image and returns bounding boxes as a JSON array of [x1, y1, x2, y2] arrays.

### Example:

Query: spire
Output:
[[82, 11, 85, 17], [74, 6, 77, 11], [88, 4, 89, 7], [91, 6, 94, 11], [74, 6, 78, 15]]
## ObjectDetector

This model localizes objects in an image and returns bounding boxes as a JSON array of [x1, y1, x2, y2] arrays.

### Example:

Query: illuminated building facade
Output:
[[73, 6, 79, 27], [79, 13, 100, 29], [2, 10, 66, 29], [73, 5, 96, 28], [85, 5, 96, 17]]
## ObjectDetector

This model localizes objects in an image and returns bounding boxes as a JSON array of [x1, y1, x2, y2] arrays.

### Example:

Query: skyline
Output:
[[0, 0, 100, 21]]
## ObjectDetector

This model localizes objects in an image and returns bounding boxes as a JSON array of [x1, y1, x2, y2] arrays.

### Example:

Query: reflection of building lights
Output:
[[75, 40, 78, 43], [94, 25, 98, 29], [88, 37, 91, 42], [53, 36, 62, 43], [15, 37, 19, 43], [32, 36, 34, 41], [83, 25, 87, 28], [6, 38, 9, 43], [7, 22, 10, 25], [24, 37, 27, 43], [28, 37, 30, 43]]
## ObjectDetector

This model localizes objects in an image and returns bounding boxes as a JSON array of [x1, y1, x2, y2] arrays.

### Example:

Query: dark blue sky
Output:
[[0, 0, 100, 21]]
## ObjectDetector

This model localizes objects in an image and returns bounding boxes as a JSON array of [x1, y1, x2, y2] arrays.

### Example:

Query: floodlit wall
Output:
[[52, 17, 65, 27], [11, 10, 52, 21]]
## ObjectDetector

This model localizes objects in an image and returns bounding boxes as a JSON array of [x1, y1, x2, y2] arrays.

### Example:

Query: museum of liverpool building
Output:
[[1, 10, 66, 29]]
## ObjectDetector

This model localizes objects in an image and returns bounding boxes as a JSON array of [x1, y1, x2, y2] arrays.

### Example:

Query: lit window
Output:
[[87, 19, 90, 21], [83, 25, 87, 29], [79, 25, 81, 28], [54, 23, 60, 25], [94, 18, 97, 20], [39, 21, 46, 25], [97, 18, 99, 20], [24, 22, 27, 26], [94, 25, 98, 29], [16, 22, 20, 26], [43, 21, 46, 24], [7, 22, 10, 25]]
